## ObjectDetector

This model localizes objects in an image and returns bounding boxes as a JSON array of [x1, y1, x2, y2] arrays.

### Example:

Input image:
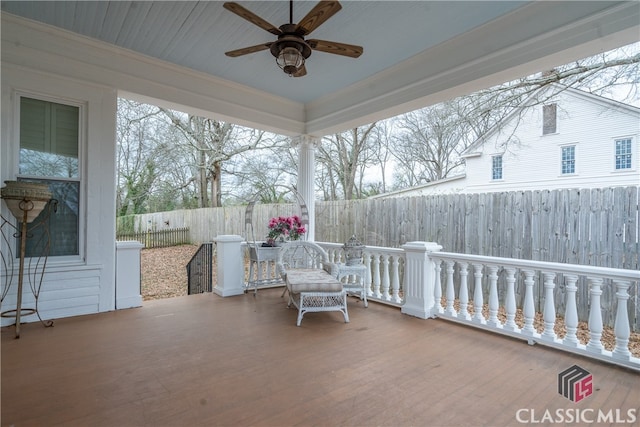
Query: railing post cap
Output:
[[213, 235, 243, 243], [402, 241, 443, 252], [116, 240, 144, 249]]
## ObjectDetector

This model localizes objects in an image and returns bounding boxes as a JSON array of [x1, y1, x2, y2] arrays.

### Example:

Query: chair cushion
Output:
[[286, 268, 343, 293]]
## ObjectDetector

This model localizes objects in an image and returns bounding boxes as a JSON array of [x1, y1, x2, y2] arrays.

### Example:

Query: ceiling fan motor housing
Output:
[[270, 25, 312, 60]]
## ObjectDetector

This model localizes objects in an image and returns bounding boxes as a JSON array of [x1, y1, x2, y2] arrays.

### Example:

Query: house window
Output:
[[561, 145, 575, 175], [491, 155, 503, 180], [615, 138, 632, 170], [18, 96, 81, 257], [543, 103, 557, 135]]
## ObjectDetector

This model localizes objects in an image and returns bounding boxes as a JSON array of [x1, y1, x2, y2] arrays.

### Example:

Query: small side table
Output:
[[336, 263, 368, 307]]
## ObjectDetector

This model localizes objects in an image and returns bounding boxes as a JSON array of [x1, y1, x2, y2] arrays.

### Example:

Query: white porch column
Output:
[[213, 235, 244, 297], [293, 135, 319, 241], [401, 241, 442, 319]]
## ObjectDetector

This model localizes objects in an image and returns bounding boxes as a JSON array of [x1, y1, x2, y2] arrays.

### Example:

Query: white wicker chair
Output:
[[277, 241, 349, 326]]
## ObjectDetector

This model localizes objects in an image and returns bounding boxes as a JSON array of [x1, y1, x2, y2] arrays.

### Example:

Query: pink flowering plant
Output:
[[266, 215, 306, 245]]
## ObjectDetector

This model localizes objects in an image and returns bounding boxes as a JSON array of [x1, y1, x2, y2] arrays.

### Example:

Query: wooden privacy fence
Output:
[[116, 227, 190, 248], [317, 187, 639, 331], [120, 187, 639, 270], [318, 187, 639, 270]]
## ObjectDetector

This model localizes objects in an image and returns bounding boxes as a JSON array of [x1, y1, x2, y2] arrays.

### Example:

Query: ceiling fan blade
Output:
[[223, 2, 282, 36], [293, 64, 307, 77], [225, 42, 273, 57], [307, 39, 363, 58], [295, 1, 342, 36]]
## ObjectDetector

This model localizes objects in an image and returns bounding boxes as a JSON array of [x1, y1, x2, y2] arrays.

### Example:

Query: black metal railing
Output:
[[186, 242, 213, 295]]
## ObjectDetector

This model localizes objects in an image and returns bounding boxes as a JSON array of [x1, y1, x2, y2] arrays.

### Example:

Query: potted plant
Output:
[[264, 215, 306, 246]]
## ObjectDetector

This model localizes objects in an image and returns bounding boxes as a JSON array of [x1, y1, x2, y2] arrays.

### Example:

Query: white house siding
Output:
[[373, 89, 639, 199], [462, 90, 640, 193], [1, 63, 117, 326], [368, 174, 468, 199], [14, 267, 103, 319]]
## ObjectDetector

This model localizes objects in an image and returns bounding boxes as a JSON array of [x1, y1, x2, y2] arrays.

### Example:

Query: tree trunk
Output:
[[209, 162, 222, 208], [198, 148, 208, 208]]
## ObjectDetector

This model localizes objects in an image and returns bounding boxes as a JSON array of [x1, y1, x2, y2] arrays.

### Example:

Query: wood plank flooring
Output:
[[2, 288, 638, 426]]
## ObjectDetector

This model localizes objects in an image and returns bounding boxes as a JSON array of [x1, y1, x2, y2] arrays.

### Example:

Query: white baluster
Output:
[[363, 253, 372, 297], [562, 275, 579, 347], [445, 261, 456, 316], [487, 265, 500, 327], [371, 254, 382, 298], [541, 272, 557, 341], [503, 267, 518, 332], [522, 269, 536, 338], [612, 280, 631, 360], [433, 260, 443, 314], [586, 277, 604, 353], [391, 256, 402, 304], [381, 254, 391, 301], [372, 254, 382, 298], [458, 262, 470, 321], [472, 264, 485, 324]]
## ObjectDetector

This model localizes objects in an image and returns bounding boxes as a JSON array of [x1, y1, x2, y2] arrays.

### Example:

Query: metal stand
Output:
[[1, 199, 57, 338], [243, 189, 309, 295], [246, 244, 284, 293]]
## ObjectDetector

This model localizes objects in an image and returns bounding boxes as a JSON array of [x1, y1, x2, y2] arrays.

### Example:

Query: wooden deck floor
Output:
[[2, 288, 638, 427]]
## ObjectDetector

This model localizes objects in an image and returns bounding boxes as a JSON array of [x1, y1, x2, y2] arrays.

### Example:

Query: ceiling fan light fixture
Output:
[[277, 46, 305, 76]]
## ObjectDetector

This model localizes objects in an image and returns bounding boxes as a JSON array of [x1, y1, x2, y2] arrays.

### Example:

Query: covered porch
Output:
[[2, 288, 638, 426], [1, 1, 639, 328], [2, 3, 639, 424]]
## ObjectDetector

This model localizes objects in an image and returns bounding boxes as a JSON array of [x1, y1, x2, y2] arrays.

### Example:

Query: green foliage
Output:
[[116, 215, 137, 234]]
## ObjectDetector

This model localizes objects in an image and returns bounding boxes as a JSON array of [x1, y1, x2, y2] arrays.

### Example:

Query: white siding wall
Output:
[[369, 175, 468, 199], [463, 91, 640, 192], [1, 63, 117, 326]]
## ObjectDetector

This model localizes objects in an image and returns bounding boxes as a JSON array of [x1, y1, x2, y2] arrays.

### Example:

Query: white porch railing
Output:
[[224, 238, 639, 371], [318, 242, 406, 306], [320, 241, 640, 371], [427, 251, 640, 372]]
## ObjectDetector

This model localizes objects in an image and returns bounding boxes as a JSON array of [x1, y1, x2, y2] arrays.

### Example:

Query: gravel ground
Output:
[[141, 245, 639, 357], [141, 244, 202, 300]]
